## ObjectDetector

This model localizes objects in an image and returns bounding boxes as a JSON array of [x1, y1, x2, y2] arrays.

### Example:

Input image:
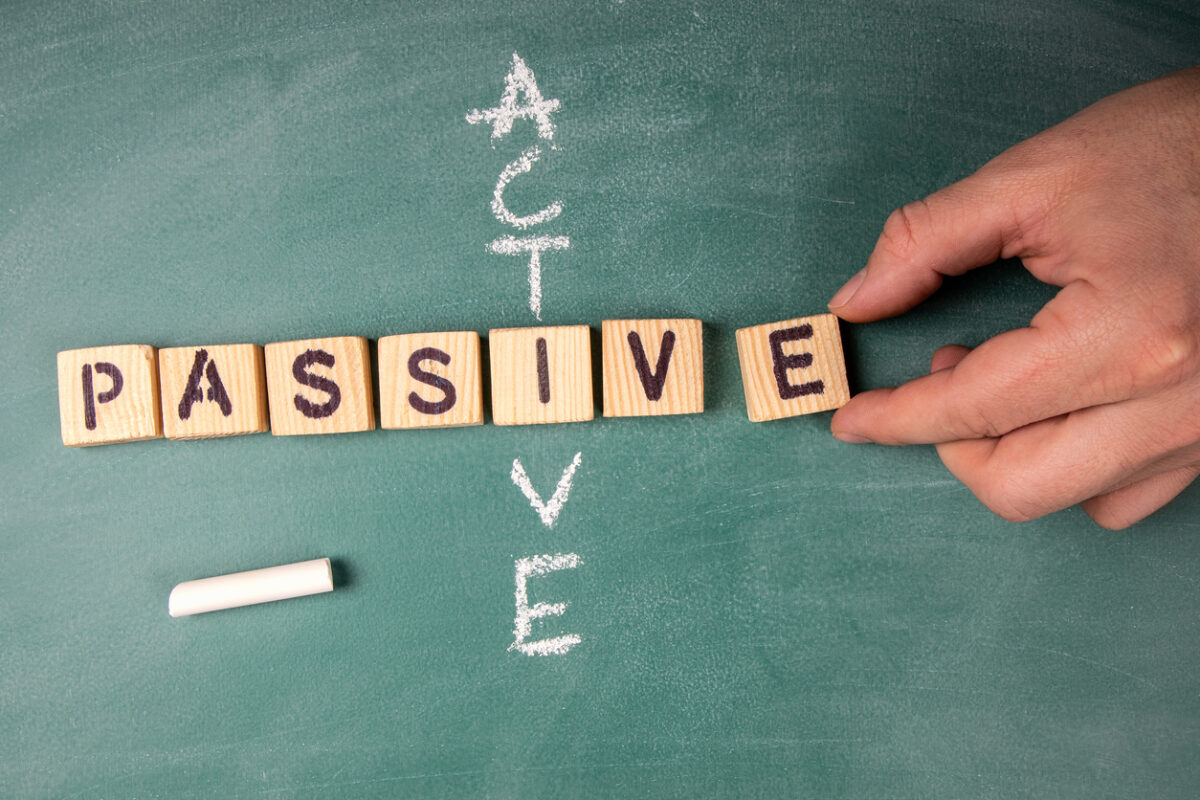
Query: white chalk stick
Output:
[[169, 557, 334, 617]]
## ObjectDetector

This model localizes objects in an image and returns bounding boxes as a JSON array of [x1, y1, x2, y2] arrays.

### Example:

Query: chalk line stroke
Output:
[[488, 234, 569, 320], [491, 145, 563, 229], [466, 52, 561, 142], [509, 552, 583, 656], [510, 451, 582, 528]]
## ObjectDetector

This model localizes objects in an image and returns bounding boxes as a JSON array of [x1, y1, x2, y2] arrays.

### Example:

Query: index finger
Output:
[[829, 285, 1136, 444]]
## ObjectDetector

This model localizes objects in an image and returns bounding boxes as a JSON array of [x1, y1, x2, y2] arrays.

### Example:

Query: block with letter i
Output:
[[57, 344, 163, 446], [158, 344, 269, 439], [602, 318, 703, 417], [488, 325, 593, 425], [735, 313, 850, 421], [378, 331, 483, 429], [264, 336, 375, 435]]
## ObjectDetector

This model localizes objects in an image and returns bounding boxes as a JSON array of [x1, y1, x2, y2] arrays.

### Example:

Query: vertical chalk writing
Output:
[[628, 330, 677, 401], [509, 553, 582, 656], [492, 146, 563, 229], [487, 235, 570, 320], [82, 362, 123, 430], [407, 347, 457, 415], [769, 325, 824, 399], [510, 451, 582, 528], [466, 52, 561, 142], [178, 349, 233, 420], [468, 53, 569, 320], [292, 349, 342, 419]]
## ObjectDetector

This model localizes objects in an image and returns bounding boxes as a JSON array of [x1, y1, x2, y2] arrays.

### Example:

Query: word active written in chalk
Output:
[[467, 52, 568, 320], [55, 314, 850, 447]]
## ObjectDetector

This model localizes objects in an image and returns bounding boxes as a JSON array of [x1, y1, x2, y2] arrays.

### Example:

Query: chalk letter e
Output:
[[509, 553, 582, 656]]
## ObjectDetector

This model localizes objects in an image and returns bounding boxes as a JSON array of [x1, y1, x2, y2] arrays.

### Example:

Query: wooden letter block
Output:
[[735, 313, 849, 421], [378, 331, 483, 429], [264, 336, 375, 436], [488, 325, 593, 425], [602, 318, 703, 417], [157, 344, 269, 439], [57, 344, 163, 447]]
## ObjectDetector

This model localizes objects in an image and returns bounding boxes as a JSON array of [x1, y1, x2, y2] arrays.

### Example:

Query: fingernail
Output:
[[833, 430, 872, 444], [829, 268, 867, 309]]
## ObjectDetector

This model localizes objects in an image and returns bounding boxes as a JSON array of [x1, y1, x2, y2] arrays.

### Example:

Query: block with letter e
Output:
[[57, 344, 163, 446], [378, 331, 483, 429], [158, 344, 269, 439], [735, 314, 849, 421], [264, 336, 375, 435]]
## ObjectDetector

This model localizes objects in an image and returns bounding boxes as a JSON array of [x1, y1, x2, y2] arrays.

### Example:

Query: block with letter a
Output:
[[158, 344, 269, 439], [735, 314, 850, 421]]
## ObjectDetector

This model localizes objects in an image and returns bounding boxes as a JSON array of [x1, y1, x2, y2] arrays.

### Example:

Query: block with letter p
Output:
[[264, 336, 375, 435], [735, 314, 849, 421], [57, 344, 163, 446]]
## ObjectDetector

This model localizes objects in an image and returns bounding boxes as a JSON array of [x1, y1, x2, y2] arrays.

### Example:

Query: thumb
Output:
[[829, 168, 1030, 323]]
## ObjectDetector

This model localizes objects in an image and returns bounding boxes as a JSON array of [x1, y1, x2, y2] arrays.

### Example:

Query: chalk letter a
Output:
[[466, 53, 561, 142]]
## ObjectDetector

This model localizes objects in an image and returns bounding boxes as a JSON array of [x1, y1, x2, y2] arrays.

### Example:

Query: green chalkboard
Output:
[[3, 1, 1199, 797]]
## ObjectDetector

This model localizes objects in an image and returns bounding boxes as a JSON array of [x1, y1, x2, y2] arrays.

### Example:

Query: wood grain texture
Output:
[[602, 318, 703, 417], [158, 344, 269, 439], [488, 325, 593, 425], [735, 314, 849, 421], [379, 331, 483, 429], [264, 336, 375, 436], [57, 344, 162, 447]]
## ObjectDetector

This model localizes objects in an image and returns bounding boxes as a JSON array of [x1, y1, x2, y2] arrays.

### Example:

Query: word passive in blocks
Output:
[[158, 344, 269, 439], [55, 315, 852, 446], [602, 318, 703, 417], [735, 314, 850, 422], [264, 337, 375, 436], [58, 345, 163, 446], [378, 331, 483, 429], [489, 325, 593, 425]]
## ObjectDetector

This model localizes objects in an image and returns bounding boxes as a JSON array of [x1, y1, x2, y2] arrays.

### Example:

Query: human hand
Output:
[[828, 66, 1200, 529]]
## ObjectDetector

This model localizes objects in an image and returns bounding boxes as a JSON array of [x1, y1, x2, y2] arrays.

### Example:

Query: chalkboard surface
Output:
[[3, 1, 1199, 797]]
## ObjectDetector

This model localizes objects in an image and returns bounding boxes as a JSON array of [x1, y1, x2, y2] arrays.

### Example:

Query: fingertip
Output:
[[930, 344, 972, 373], [828, 268, 867, 312], [830, 398, 873, 444], [1081, 467, 1200, 530]]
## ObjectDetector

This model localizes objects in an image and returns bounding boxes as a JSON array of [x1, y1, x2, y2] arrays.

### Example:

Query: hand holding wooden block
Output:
[[489, 325, 593, 425], [57, 344, 163, 446], [378, 331, 483, 429], [735, 314, 849, 421], [264, 336, 375, 435], [158, 344, 269, 439], [602, 318, 703, 417]]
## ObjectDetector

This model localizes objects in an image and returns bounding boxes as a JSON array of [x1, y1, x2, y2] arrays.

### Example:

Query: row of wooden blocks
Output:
[[57, 315, 849, 446]]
